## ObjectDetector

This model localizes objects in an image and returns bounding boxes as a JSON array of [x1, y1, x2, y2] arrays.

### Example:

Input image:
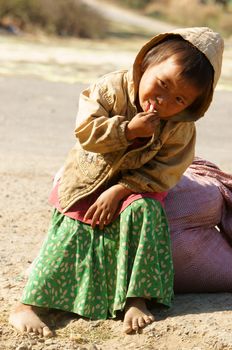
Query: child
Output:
[[9, 27, 223, 336]]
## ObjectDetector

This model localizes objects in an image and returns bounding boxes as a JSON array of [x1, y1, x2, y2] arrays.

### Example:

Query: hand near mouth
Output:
[[148, 104, 157, 113], [125, 111, 160, 141]]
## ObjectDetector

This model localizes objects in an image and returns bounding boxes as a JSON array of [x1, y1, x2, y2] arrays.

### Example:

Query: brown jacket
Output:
[[59, 27, 224, 212]]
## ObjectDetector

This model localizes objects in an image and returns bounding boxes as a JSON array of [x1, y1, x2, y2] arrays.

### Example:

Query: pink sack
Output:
[[165, 158, 232, 293]]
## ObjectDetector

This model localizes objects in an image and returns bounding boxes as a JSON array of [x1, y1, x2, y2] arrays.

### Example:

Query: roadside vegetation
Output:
[[0, 0, 231, 39], [111, 0, 232, 37], [0, 0, 108, 38]]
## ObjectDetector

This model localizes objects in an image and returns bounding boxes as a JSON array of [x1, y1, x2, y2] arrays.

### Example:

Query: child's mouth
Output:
[[146, 100, 157, 113]]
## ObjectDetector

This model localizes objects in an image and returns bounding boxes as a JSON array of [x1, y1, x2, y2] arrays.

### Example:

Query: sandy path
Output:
[[81, 0, 177, 33]]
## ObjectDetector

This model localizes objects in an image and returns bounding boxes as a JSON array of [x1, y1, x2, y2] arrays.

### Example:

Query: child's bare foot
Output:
[[123, 297, 155, 334], [9, 303, 53, 337]]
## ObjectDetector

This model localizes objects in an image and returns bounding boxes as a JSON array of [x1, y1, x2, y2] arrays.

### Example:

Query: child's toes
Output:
[[42, 326, 53, 338], [138, 316, 146, 328], [144, 314, 155, 324], [132, 318, 139, 331], [123, 320, 133, 334]]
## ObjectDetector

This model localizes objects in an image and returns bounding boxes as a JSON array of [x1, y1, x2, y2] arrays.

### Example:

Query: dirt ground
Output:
[[1, 11, 232, 349]]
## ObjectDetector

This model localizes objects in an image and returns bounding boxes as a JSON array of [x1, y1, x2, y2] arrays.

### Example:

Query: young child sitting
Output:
[[9, 27, 223, 336]]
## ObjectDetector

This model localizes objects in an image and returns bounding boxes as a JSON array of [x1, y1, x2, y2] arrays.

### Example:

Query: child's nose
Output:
[[156, 96, 165, 105]]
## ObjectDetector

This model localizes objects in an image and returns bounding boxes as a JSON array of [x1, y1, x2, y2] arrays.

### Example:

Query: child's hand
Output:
[[126, 112, 160, 141], [84, 184, 132, 229]]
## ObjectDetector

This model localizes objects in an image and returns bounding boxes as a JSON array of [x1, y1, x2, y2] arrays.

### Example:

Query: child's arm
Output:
[[84, 184, 133, 229], [75, 81, 129, 153], [75, 72, 162, 153], [75, 72, 160, 154], [120, 121, 196, 194]]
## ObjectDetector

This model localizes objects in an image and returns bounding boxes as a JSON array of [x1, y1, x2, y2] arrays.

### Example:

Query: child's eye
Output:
[[176, 96, 185, 105], [159, 79, 168, 89]]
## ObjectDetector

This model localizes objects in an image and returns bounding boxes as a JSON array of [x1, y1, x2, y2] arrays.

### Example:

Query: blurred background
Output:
[[1, 0, 232, 38], [0, 0, 231, 88]]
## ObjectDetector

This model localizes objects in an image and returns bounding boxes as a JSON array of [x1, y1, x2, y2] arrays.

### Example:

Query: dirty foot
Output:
[[123, 298, 155, 334], [9, 303, 53, 337]]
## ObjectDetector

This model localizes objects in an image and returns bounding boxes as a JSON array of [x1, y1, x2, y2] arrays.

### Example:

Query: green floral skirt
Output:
[[21, 198, 174, 320]]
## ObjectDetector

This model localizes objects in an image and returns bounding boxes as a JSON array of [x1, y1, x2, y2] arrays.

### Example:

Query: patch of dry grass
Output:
[[145, 0, 232, 37], [0, 0, 109, 38]]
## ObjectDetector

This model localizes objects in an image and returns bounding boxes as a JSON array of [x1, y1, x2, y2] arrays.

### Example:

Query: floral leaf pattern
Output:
[[22, 199, 173, 320]]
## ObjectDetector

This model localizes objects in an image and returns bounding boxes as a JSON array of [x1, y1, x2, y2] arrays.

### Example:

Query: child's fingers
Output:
[[91, 208, 102, 228], [104, 212, 114, 226], [85, 204, 112, 229], [84, 204, 96, 221], [98, 210, 111, 230], [84, 204, 101, 227]]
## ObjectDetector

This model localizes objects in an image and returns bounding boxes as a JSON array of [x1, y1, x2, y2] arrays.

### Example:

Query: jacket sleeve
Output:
[[75, 73, 131, 153], [119, 122, 196, 193]]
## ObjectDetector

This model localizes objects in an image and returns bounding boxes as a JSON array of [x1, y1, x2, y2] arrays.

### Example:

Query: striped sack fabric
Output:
[[165, 157, 232, 293]]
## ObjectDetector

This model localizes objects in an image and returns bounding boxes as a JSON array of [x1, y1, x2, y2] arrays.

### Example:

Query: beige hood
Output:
[[132, 27, 224, 120]]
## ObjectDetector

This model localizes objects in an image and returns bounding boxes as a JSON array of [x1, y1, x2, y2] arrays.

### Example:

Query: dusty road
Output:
[[81, 0, 177, 33], [1, 75, 231, 172]]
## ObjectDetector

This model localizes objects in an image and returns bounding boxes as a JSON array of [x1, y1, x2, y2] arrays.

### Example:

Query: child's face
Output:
[[138, 56, 200, 119]]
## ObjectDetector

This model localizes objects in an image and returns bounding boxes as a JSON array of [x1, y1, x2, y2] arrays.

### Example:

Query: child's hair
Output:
[[141, 35, 214, 118]]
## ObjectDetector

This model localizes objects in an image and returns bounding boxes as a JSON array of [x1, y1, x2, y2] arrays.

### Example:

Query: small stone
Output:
[[89, 345, 100, 350], [30, 340, 38, 345], [70, 333, 88, 344], [90, 320, 102, 328], [37, 338, 45, 343], [70, 333, 83, 342], [15, 343, 31, 350]]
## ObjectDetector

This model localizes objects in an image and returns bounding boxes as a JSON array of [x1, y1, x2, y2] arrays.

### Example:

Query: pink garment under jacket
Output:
[[49, 181, 167, 225]]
